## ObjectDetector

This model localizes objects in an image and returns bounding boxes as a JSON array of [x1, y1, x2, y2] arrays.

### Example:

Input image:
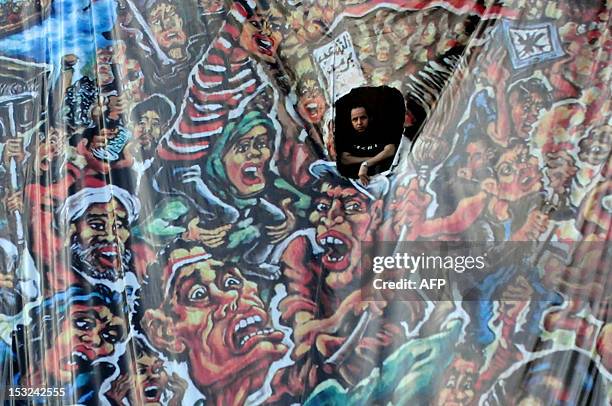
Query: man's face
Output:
[[38, 128, 65, 173], [134, 110, 163, 155], [223, 125, 272, 197], [157, 251, 286, 392], [494, 144, 542, 201], [96, 60, 114, 87], [458, 141, 489, 180], [309, 182, 375, 287], [135, 351, 170, 405], [578, 126, 611, 166], [297, 79, 327, 124], [46, 303, 127, 385], [147, 2, 187, 60], [433, 357, 478, 406], [239, 9, 283, 63], [351, 107, 369, 133], [510, 89, 546, 139], [545, 150, 577, 194], [376, 39, 391, 62], [71, 199, 131, 281]]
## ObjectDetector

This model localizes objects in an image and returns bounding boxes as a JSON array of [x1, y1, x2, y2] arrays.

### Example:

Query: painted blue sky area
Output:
[[0, 0, 117, 78]]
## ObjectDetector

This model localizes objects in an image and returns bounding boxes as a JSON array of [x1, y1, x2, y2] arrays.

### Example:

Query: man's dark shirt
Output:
[[337, 129, 394, 178]]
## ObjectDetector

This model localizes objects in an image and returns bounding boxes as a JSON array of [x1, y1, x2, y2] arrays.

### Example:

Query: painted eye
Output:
[[345, 202, 361, 212], [188, 285, 208, 301], [102, 329, 120, 344], [316, 202, 329, 212], [74, 317, 95, 330], [224, 277, 241, 289]]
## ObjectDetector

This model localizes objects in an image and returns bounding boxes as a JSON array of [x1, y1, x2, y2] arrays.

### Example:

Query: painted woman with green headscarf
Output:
[[203, 110, 310, 279], [142, 110, 309, 280]]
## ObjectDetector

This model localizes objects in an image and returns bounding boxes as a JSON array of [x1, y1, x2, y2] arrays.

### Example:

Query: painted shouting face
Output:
[[239, 8, 283, 63], [223, 125, 272, 197], [144, 248, 287, 394], [71, 199, 131, 281], [147, 1, 188, 60], [297, 79, 327, 124], [46, 303, 127, 385], [309, 182, 379, 288]]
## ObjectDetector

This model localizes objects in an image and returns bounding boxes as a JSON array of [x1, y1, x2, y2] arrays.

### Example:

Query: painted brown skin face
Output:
[[147, 2, 188, 60], [494, 144, 542, 202], [578, 126, 611, 166], [297, 79, 327, 124], [433, 357, 478, 406], [44, 304, 126, 385], [134, 110, 163, 154], [545, 150, 577, 194], [144, 249, 287, 394], [509, 90, 547, 139], [70, 199, 130, 278], [37, 128, 64, 172], [309, 182, 379, 288], [239, 8, 283, 63], [457, 141, 490, 180], [96, 51, 115, 86], [222, 125, 272, 197], [134, 351, 170, 405]]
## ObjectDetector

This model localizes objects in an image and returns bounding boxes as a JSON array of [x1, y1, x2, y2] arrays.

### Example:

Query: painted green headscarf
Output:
[[206, 110, 309, 213]]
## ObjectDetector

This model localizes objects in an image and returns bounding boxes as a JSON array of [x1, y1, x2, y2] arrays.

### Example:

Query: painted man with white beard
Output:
[[61, 186, 140, 285]]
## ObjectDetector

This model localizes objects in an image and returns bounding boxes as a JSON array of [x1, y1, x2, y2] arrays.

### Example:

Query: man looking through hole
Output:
[[339, 105, 396, 185]]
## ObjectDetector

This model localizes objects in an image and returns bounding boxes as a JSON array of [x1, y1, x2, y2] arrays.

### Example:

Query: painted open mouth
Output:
[[253, 34, 274, 56], [67, 351, 90, 366], [230, 313, 284, 354], [318, 231, 351, 270], [305, 102, 322, 118], [241, 164, 264, 186], [95, 244, 121, 268], [143, 385, 161, 401]]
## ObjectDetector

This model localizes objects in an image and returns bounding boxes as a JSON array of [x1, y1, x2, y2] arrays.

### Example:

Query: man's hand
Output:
[[106, 373, 133, 405], [0, 273, 14, 290], [5, 192, 23, 213], [2, 138, 24, 166], [183, 217, 231, 248], [358, 163, 369, 186], [167, 373, 188, 406], [512, 209, 549, 240], [266, 198, 296, 243]]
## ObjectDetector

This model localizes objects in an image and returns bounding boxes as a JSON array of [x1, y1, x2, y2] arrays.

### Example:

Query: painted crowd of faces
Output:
[[0, 0, 611, 404]]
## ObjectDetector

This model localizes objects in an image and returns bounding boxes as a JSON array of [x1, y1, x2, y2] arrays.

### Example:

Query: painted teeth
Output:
[[71, 351, 88, 362], [238, 328, 275, 347], [319, 237, 345, 246], [326, 255, 345, 262], [234, 315, 263, 332], [244, 166, 257, 173]]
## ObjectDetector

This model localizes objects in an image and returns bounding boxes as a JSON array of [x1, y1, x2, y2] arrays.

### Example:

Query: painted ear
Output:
[[142, 309, 186, 355]]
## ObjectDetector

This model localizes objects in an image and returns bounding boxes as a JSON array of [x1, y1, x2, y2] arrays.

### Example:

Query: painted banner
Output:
[[0, 0, 610, 404]]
